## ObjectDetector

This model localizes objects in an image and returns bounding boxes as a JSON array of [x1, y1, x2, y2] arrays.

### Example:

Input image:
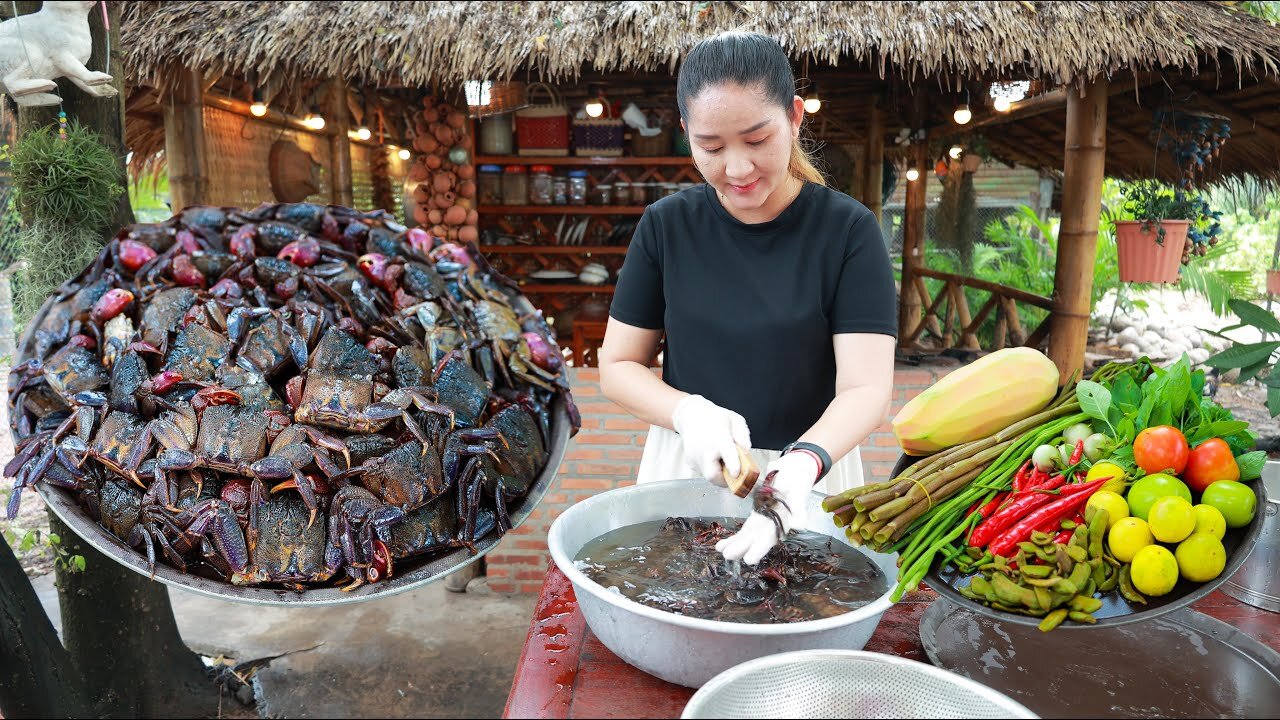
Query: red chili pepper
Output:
[[989, 478, 1109, 557], [1011, 460, 1033, 492], [1070, 439, 1085, 465], [978, 490, 1009, 520], [968, 475, 1068, 548], [1053, 529, 1073, 544]]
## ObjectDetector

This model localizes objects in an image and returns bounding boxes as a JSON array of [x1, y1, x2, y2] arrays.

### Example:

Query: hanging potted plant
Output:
[[1269, 266, 1280, 296], [1114, 181, 1215, 283]]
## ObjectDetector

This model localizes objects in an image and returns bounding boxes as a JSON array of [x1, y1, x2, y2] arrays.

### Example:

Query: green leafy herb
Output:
[[1236, 451, 1268, 482]]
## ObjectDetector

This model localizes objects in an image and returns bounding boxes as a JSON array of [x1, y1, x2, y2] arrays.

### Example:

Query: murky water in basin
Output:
[[573, 517, 886, 624]]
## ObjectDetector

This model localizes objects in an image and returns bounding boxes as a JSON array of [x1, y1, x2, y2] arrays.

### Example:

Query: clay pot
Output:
[[408, 164, 429, 182], [433, 191, 457, 210], [427, 208, 443, 225], [415, 134, 439, 154], [454, 197, 472, 211], [458, 225, 479, 243], [446, 227, 459, 241], [444, 205, 468, 226], [457, 180, 476, 199], [455, 164, 475, 181], [424, 154, 442, 170], [465, 209, 479, 226], [432, 174, 454, 193], [412, 185, 431, 204], [413, 206, 430, 226], [422, 108, 440, 124], [430, 224, 448, 237], [446, 111, 467, 130], [433, 125, 456, 146]]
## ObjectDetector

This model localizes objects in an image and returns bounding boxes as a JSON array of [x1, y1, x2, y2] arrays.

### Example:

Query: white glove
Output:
[[716, 451, 820, 565], [671, 394, 752, 482]]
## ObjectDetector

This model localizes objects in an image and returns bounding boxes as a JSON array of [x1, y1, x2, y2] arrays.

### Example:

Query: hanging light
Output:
[[803, 82, 822, 114], [303, 105, 326, 131], [584, 83, 607, 118], [993, 96, 1012, 113], [355, 126, 372, 141], [397, 147, 411, 160], [906, 168, 921, 182], [953, 104, 972, 125], [249, 88, 268, 117], [989, 80, 1029, 114], [949, 145, 963, 160]]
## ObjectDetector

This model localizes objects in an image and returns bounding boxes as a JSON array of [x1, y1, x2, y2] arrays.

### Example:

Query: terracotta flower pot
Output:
[[1115, 220, 1189, 283], [1269, 269, 1280, 296]]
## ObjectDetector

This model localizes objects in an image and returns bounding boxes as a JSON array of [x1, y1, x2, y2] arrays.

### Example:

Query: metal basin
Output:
[[1222, 460, 1280, 612], [547, 479, 898, 688], [19, 293, 571, 607]]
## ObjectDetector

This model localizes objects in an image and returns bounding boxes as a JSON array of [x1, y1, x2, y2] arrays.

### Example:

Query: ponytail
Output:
[[789, 136, 826, 187]]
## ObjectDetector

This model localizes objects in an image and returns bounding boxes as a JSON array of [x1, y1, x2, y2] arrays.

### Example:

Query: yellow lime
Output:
[[1174, 532, 1227, 583], [1130, 545, 1179, 596], [1087, 461, 1128, 495], [1148, 496, 1196, 543], [1086, 491, 1129, 530], [1108, 517, 1155, 563], [1191, 504, 1227, 540]]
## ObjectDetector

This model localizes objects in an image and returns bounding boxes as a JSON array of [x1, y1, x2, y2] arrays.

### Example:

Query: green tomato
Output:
[[1201, 480, 1257, 529], [1126, 473, 1193, 521]]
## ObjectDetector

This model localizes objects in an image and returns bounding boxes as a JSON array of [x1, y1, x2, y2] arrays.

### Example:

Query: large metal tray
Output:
[[919, 597, 1280, 718], [884, 453, 1266, 629], [18, 291, 571, 606]]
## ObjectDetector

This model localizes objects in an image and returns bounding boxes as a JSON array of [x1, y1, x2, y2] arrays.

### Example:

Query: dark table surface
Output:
[[503, 563, 1279, 719]]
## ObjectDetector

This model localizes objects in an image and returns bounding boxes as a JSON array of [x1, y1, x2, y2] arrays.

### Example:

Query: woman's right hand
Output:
[[671, 394, 753, 483]]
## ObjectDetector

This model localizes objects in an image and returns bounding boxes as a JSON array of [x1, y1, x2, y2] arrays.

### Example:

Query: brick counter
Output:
[[486, 360, 961, 593]]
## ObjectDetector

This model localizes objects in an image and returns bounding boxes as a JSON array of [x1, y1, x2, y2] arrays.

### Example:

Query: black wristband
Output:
[[782, 441, 832, 481]]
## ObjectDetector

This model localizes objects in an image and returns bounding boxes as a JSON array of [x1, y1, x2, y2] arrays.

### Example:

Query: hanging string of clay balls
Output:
[[407, 96, 479, 244]]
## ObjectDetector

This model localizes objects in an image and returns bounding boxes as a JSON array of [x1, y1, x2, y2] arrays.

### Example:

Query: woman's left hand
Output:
[[715, 451, 820, 565]]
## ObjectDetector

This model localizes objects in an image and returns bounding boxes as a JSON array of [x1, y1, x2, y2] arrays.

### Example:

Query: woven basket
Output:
[[469, 81, 528, 118], [630, 126, 673, 157], [516, 83, 570, 157], [573, 102, 625, 157]]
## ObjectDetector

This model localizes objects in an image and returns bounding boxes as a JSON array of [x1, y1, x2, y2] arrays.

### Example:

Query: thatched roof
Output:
[[122, 2, 1280, 89]]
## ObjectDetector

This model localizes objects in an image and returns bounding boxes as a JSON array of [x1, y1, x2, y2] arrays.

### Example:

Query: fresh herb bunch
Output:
[[9, 120, 123, 232]]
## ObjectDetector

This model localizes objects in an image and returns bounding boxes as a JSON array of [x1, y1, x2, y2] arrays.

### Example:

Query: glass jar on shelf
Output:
[[632, 182, 651, 206], [552, 174, 569, 205], [590, 184, 613, 206], [477, 165, 504, 206], [567, 170, 589, 206], [615, 182, 632, 205], [529, 165, 554, 205], [501, 165, 528, 205]]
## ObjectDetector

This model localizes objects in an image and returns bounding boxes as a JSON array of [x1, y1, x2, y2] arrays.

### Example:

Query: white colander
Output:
[[680, 650, 1037, 719]]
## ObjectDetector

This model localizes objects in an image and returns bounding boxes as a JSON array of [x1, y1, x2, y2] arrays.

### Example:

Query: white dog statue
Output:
[[0, 0, 116, 107]]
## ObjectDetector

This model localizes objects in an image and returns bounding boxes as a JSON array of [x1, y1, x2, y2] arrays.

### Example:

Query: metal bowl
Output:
[[906, 452, 1269, 629], [681, 649, 1037, 719], [547, 479, 898, 689], [18, 293, 571, 606]]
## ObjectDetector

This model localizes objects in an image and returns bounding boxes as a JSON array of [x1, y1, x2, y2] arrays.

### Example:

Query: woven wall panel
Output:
[[202, 107, 331, 208]]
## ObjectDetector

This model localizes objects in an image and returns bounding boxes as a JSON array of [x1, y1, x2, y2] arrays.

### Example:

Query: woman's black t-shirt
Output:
[[608, 182, 898, 450]]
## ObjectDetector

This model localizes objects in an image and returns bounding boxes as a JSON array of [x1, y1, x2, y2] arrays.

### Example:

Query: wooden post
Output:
[[897, 95, 929, 345], [1048, 78, 1108, 382], [162, 67, 208, 211], [862, 95, 884, 220], [327, 77, 354, 206]]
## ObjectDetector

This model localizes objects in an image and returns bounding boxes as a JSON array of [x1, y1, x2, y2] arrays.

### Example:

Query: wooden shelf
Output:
[[479, 205, 646, 215], [475, 155, 692, 166], [480, 245, 629, 254], [517, 284, 616, 294]]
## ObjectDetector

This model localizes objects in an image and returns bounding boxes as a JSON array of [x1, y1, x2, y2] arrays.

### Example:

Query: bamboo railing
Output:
[[898, 267, 1054, 352]]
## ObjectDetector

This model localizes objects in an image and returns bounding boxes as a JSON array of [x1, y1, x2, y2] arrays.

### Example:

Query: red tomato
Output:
[[1133, 425, 1190, 476], [1183, 438, 1240, 493]]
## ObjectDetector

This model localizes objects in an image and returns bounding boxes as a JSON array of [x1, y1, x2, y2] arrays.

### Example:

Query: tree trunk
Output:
[[2, 3, 219, 717]]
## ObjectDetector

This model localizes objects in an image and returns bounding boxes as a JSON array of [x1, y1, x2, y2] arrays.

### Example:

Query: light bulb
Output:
[[949, 145, 963, 160], [303, 105, 325, 131], [250, 101, 267, 117], [397, 148, 411, 160], [585, 99, 604, 118], [906, 168, 920, 182], [953, 104, 972, 125], [803, 95, 822, 114], [355, 126, 372, 141], [993, 96, 1012, 113]]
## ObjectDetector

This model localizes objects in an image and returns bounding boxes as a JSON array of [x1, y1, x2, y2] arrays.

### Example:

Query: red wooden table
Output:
[[504, 563, 1279, 719]]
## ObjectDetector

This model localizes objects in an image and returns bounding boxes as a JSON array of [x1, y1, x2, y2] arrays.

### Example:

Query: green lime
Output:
[[1147, 496, 1195, 543], [1126, 473, 1192, 521], [1087, 491, 1129, 530], [1174, 532, 1227, 583], [1109, 517, 1154, 564], [1191, 504, 1227, 540], [1130, 545, 1179, 597]]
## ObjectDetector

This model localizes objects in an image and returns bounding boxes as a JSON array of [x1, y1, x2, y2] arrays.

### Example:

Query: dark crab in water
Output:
[[7, 202, 579, 592]]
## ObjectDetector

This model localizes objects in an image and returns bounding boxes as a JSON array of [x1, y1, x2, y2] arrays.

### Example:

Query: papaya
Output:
[[893, 347, 1060, 454]]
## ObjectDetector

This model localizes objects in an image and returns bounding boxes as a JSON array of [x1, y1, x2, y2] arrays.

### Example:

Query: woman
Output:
[[598, 31, 898, 565]]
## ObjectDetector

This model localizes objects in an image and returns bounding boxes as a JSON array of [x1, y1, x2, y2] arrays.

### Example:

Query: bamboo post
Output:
[[162, 67, 208, 211], [898, 114, 929, 345], [863, 95, 885, 221], [327, 77, 354, 206], [1048, 78, 1108, 380]]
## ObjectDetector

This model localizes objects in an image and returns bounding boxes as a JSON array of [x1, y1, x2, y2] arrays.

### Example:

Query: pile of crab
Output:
[[5, 202, 579, 592]]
